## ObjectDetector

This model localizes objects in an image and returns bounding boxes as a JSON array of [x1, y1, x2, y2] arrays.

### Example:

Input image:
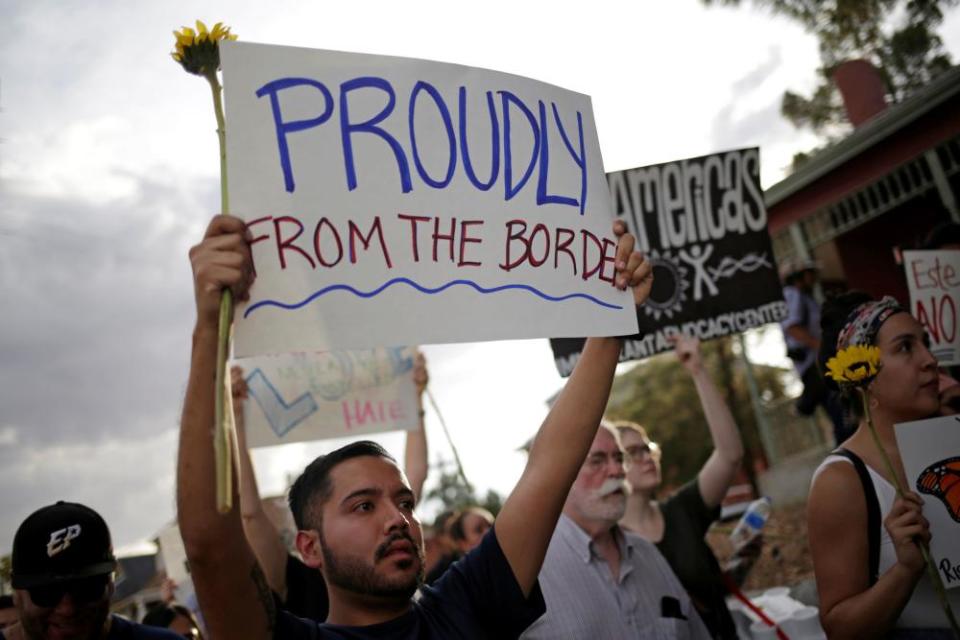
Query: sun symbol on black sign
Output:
[[642, 250, 690, 320]]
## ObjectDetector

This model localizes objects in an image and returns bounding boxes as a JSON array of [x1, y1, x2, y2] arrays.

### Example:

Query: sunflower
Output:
[[825, 345, 882, 387], [171, 20, 237, 76], [170, 19, 237, 513]]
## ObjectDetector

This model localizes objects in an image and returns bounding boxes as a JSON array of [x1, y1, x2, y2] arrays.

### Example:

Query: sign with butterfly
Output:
[[896, 415, 960, 589], [549, 148, 787, 376]]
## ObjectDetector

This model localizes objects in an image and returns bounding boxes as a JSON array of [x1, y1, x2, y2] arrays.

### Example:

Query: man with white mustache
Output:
[[522, 425, 710, 639]]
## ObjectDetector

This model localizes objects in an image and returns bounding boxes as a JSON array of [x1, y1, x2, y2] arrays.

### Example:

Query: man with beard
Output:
[[521, 426, 710, 639], [177, 215, 653, 639], [1, 502, 180, 640]]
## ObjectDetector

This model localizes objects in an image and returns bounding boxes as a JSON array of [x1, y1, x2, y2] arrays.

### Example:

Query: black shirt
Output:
[[656, 480, 738, 639], [286, 552, 330, 621], [274, 525, 545, 639], [423, 552, 459, 585], [1, 614, 184, 639]]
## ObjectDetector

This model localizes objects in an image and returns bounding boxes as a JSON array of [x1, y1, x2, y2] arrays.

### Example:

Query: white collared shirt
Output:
[[521, 514, 711, 639]]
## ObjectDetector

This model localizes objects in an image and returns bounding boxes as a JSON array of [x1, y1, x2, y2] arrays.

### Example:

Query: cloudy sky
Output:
[[2, 1, 957, 557]]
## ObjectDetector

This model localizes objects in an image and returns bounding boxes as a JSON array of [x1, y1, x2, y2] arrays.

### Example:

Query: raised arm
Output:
[[672, 335, 744, 508], [404, 350, 429, 501], [177, 215, 275, 640], [233, 366, 290, 600], [495, 221, 652, 596]]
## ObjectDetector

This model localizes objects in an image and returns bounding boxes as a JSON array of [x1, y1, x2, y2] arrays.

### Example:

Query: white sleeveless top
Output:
[[813, 454, 960, 629]]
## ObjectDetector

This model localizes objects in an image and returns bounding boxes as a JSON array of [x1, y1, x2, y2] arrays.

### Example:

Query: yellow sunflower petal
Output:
[[175, 27, 195, 47], [171, 20, 237, 74], [826, 345, 882, 385]]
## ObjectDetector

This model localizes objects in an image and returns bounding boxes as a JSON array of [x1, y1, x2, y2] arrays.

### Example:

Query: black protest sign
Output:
[[550, 148, 786, 376]]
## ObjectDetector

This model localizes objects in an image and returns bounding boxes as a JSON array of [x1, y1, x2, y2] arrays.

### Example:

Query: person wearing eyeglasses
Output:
[[616, 334, 745, 639], [520, 424, 710, 638], [1, 501, 182, 640]]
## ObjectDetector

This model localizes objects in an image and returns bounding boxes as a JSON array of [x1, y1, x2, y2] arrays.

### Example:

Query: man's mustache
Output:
[[597, 477, 631, 497], [375, 531, 421, 562]]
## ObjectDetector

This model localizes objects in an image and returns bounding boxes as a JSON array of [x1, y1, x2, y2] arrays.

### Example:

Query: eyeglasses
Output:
[[584, 451, 625, 470], [28, 574, 109, 608], [625, 442, 660, 461]]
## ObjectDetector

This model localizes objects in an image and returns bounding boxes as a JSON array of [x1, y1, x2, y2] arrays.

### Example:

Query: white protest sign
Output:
[[221, 41, 637, 357], [236, 347, 419, 448], [903, 250, 960, 366], [895, 415, 960, 589], [157, 523, 191, 586]]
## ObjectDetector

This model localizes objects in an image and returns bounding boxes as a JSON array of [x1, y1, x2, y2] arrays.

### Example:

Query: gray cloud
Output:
[[732, 46, 783, 94], [709, 47, 802, 159], [0, 173, 217, 553]]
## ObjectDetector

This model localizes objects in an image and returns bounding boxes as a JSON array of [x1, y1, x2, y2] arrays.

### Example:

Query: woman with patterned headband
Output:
[[807, 292, 960, 637]]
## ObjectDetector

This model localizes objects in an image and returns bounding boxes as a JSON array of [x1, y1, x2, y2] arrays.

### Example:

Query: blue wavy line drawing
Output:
[[243, 277, 623, 318]]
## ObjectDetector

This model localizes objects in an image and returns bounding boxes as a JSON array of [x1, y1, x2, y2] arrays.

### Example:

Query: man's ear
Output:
[[296, 529, 324, 570]]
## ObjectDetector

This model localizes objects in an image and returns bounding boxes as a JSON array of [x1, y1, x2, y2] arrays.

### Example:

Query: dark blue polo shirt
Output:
[[274, 525, 545, 639]]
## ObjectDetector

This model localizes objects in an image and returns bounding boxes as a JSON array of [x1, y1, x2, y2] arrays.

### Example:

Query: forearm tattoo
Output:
[[251, 562, 277, 632]]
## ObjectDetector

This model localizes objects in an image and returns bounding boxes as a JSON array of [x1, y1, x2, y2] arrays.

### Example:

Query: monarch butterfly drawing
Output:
[[916, 456, 960, 524]]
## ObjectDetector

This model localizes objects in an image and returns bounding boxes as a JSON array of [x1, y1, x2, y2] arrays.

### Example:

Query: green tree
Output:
[[703, 0, 957, 167], [423, 462, 504, 517], [0, 554, 10, 595], [605, 336, 789, 490]]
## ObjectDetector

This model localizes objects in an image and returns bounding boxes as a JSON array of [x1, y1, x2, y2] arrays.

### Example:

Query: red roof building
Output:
[[766, 64, 960, 302]]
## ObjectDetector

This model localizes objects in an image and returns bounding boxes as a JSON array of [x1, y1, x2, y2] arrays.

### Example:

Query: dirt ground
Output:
[[707, 501, 815, 591]]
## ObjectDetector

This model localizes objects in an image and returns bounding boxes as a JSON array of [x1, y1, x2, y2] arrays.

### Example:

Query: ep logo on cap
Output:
[[11, 502, 116, 589], [47, 525, 82, 558]]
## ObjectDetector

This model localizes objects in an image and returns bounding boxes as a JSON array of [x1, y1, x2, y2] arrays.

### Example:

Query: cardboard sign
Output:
[[550, 148, 786, 375], [220, 41, 637, 357], [236, 347, 419, 447], [903, 250, 960, 366], [895, 415, 960, 589]]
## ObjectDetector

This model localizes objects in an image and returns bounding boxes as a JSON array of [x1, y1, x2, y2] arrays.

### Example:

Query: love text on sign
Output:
[[236, 347, 419, 448]]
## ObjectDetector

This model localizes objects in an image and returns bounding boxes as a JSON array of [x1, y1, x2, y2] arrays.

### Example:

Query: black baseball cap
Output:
[[11, 502, 117, 589]]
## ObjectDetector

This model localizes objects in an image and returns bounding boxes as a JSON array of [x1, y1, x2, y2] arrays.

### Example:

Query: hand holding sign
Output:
[[413, 350, 428, 397], [885, 491, 932, 577], [189, 215, 255, 329], [612, 219, 654, 307], [549, 148, 785, 376]]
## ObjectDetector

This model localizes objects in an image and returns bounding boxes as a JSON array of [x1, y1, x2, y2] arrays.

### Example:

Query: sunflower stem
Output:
[[206, 69, 235, 514], [860, 391, 959, 637]]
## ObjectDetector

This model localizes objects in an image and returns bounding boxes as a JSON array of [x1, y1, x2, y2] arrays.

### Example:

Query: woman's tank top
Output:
[[812, 451, 960, 630]]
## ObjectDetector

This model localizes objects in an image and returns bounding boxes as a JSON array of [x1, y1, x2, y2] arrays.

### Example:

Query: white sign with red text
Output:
[[236, 347, 419, 448], [221, 41, 637, 357], [903, 250, 960, 366]]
